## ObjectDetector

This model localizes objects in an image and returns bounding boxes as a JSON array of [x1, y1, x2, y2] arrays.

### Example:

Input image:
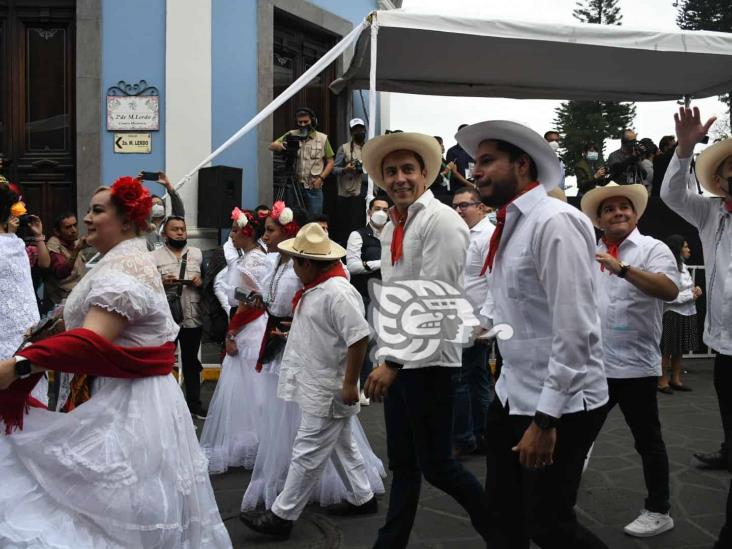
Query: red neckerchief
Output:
[[724, 200, 732, 213], [2, 328, 175, 434], [291, 261, 347, 311], [390, 209, 408, 265], [600, 235, 627, 272], [480, 182, 540, 275]]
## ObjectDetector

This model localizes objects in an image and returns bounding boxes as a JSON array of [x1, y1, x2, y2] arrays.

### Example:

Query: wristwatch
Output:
[[617, 261, 631, 279], [14, 357, 33, 380], [533, 411, 559, 431]]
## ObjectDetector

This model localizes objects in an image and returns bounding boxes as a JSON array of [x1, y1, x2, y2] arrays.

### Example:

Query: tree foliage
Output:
[[553, 0, 634, 176]]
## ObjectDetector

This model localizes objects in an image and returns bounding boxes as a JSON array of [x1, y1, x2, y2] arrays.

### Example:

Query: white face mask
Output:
[[586, 151, 599, 162], [370, 210, 389, 227], [151, 204, 165, 218], [548, 141, 560, 152]]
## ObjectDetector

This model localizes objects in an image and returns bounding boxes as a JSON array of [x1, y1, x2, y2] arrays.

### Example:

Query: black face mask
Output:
[[352, 132, 366, 144], [168, 238, 187, 250]]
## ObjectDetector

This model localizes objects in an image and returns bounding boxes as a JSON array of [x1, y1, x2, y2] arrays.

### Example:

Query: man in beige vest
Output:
[[269, 107, 334, 215], [45, 212, 90, 306], [333, 118, 368, 243]]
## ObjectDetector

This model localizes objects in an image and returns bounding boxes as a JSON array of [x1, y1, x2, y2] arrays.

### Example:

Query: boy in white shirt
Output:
[[239, 223, 376, 539]]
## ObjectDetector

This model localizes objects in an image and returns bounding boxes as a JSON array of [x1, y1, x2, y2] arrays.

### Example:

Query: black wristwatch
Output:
[[533, 411, 559, 431], [14, 357, 33, 380], [617, 261, 631, 279], [384, 360, 403, 371]]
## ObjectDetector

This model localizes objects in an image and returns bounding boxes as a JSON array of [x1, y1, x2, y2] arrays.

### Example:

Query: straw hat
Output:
[[455, 120, 562, 190], [695, 138, 732, 196], [580, 182, 648, 228], [361, 132, 442, 190], [547, 187, 567, 202], [278, 222, 346, 260]]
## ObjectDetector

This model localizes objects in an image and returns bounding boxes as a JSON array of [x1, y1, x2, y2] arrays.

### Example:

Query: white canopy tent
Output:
[[174, 10, 732, 200]]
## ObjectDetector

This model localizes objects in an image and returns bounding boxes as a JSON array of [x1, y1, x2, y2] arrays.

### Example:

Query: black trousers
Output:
[[178, 326, 203, 410], [373, 367, 489, 548], [484, 399, 609, 549], [714, 353, 732, 468], [604, 376, 670, 513]]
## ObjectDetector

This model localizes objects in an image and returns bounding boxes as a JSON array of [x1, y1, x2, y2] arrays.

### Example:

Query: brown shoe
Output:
[[657, 385, 674, 395]]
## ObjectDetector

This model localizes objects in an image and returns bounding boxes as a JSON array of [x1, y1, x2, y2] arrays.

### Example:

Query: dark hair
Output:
[[255, 204, 270, 213], [291, 205, 309, 228], [596, 196, 636, 218], [380, 150, 426, 176], [665, 234, 686, 272], [309, 213, 329, 224], [582, 142, 599, 153], [369, 196, 391, 210], [492, 139, 539, 181], [659, 135, 675, 152], [53, 211, 76, 232], [453, 187, 481, 203], [236, 209, 266, 241], [621, 128, 636, 140], [0, 184, 19, 225]]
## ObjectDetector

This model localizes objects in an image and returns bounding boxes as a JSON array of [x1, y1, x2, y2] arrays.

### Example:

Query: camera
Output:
[[352, 159, 363, 171]]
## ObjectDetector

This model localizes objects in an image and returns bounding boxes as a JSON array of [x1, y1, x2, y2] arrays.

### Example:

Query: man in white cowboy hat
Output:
[[581, 181, 679, 538], [240, 223, 376, 539], [660, 106, 732, 549], [456, 120, 610, 548], [360, 132, 489, 548]]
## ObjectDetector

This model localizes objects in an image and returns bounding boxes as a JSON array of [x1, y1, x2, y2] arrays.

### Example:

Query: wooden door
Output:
[[0, 0, 75, 228]]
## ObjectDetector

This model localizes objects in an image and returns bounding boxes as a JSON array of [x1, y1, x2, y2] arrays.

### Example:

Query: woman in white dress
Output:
[[200, 208, 270, 473], [241, 202, 385, 511], [0, 177, 231, 548]]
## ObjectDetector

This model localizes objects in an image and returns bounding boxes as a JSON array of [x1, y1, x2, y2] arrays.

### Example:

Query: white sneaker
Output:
[[623, 509, 674, 537], [359, 391, 370, 406]]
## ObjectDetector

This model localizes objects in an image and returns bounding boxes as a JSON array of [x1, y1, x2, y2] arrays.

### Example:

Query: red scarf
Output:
[[228, 307, 265, 333], [390, 210, 408, 265], [291, 261, 348, 311], [725, 200, 732, 213], [480, 182, 540, 275], [600, 235, 626, 272], [1, 328, 175, 434]]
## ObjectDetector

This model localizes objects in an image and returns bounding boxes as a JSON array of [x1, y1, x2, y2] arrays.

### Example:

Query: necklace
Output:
[[265, 256, 288, 306]]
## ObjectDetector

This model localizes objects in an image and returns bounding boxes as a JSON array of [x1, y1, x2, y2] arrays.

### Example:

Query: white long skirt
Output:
[[0, 375, 232, 548], [241, 357, 386, 511], [199, 315, 268, 473]]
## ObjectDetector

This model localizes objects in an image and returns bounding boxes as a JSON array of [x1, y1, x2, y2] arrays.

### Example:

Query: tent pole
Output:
[[366, 15, 379, 206]]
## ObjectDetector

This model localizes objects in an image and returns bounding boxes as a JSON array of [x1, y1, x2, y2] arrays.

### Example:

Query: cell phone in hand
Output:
[[140, 171, 160, 181], [235, 287, 255, 303]]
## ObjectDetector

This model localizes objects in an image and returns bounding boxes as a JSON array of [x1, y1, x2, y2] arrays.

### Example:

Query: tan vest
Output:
[[297, 131, 329, 188], [45, 236, 86, 304], [337, 141, 364, 197]]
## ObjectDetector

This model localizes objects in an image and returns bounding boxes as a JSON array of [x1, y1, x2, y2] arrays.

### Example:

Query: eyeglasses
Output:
[[452, 201, 480, 210]]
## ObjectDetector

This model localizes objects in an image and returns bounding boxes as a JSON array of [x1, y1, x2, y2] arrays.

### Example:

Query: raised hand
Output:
[[674, 106, 716, 158]]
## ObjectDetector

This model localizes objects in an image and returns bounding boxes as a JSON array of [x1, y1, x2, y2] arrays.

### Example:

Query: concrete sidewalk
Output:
[[196, 358, 728, 548]]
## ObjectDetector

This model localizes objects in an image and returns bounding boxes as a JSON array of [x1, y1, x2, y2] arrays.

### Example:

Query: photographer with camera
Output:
[[333, 118, 368, 242], [269, 107, 334, 215], [607, 129, 647, 185]]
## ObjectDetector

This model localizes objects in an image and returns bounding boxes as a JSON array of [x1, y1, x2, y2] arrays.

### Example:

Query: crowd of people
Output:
[[0, 104, 730, 549]]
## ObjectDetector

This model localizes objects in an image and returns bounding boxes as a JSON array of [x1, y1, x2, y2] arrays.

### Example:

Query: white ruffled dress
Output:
[[0, 238, 232, 548], [200, 248, 269, 473], [241, 254, 386, 511]]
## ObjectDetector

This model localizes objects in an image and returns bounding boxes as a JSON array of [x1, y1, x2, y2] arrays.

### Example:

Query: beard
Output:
[[477, 173, 520, 208]]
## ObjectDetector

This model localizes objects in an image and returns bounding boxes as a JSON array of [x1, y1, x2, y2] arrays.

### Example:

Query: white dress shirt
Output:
[[665, 263, 697, 316], [594, 228, 679, 379], [380, 189, 470, 369], [213, 267, 232, 312], [661, 153, 732, 355], [278, 277, 371, 418], [488, 185, 608, 418], [464, 215, 494, 324], [346, 223, 383, 275]]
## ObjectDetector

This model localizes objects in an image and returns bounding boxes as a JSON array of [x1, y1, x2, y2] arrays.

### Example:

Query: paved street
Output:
[[196, 358, 729, 548]]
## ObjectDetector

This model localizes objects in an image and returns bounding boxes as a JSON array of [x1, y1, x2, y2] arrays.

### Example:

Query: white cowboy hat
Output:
[[455, 120, 562, 190], [580, 182, 648, 228], [695, 138, 732, 196], [361, 132, 442, 190], [278, 222, 346, 260]]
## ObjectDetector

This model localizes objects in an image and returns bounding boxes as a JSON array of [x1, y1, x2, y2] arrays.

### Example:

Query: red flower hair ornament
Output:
[[110, 176, 153, 231], [270, 200, 299, 237], [231, 207, 256, 238]]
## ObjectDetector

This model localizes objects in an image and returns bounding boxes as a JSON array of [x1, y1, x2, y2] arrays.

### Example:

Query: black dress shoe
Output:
[[239, 510, 294, 538], [693, 450, 728, 470], [327, 496, 378, 516]]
